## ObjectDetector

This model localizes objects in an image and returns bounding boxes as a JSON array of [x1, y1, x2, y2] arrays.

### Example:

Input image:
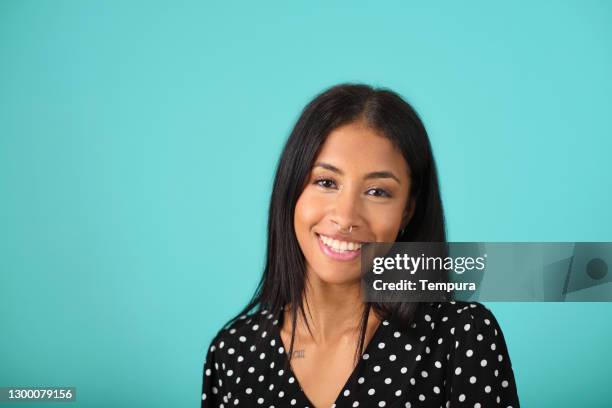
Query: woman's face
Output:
[[294, 120, 414, 285]]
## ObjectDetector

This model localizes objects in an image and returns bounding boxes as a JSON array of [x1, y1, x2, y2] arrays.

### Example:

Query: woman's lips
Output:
[[316, 233, 361, 261]]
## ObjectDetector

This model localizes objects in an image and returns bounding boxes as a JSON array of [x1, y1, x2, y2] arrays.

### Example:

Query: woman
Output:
[[201, 84, 520, 407]]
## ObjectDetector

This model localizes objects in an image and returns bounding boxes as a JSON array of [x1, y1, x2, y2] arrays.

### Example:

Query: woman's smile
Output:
[[316, 232, 362, 261]]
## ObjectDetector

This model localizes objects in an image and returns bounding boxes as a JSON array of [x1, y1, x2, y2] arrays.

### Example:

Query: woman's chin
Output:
[[310, 270, 362, 286]]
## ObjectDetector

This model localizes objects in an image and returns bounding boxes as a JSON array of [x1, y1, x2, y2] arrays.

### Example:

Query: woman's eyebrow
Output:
[[313, 162, 401, 184]]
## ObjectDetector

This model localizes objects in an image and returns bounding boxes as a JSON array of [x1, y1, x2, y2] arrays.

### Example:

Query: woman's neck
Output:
[[283, 274, 379, 345]]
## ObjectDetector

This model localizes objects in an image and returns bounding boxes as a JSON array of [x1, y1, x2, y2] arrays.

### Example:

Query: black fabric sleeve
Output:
[[201, 332, 228, 408], [446, 303, 520, 407]]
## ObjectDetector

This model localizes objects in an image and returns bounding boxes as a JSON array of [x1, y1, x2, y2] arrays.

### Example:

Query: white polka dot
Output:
[[459, 394, 466, 402], [480, 359, 487, 367], [470, 376, 477, 384], [466, 349, 473, 357], [368, 388, 375, 395], [455, 367, 462, 375]]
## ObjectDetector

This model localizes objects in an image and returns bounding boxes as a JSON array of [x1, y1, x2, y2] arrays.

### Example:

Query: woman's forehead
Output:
[[314, 122, 410, 176]]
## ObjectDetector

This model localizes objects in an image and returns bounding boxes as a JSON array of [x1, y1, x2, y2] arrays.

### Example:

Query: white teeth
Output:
[[319, 234, 361, 252]]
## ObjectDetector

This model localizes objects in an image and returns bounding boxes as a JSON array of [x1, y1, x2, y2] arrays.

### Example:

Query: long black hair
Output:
[[227, 83, 446, 365]]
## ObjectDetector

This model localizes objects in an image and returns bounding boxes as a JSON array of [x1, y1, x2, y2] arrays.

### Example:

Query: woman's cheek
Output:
[[295, 190, 326, 226], [371, 211, 403, 241]]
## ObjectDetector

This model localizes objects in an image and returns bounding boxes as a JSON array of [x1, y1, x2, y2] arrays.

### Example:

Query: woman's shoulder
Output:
[[424, 301, 499, 324], [205, 309, 280, 354], [415, 301, 507, 340], [414, 303, 519, 405]]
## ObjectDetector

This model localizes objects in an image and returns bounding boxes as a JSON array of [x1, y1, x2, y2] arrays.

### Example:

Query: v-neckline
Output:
[[273, 308, 388, 408]]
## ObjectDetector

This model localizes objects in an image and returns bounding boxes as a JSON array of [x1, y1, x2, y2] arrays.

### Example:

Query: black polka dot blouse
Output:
[[201, 301, 520, 407]]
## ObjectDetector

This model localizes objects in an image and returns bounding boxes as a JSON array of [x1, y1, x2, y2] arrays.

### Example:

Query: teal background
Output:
[[1, 1, 611, 407]]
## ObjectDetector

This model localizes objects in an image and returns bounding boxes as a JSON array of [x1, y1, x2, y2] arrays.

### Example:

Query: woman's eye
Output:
[[367, 188, 392, 198], [315, 178, 337, 189]]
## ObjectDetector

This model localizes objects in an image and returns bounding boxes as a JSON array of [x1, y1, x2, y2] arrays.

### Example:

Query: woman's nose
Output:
[[331, 188, 362, 230]]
